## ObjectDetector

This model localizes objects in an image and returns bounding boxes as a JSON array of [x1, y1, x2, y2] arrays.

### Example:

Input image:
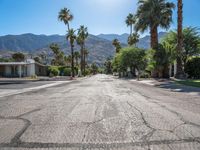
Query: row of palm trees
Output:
[[58, 8, 89, 77], [124, 0, 184, 78]]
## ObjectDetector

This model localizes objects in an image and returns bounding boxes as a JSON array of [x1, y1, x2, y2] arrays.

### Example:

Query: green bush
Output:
[[185, 57, 200, 79], [58, 66, 66, 76], [63, 68, 71, 76], [83, 68, 91, 76], [48, 66, 60, 77]]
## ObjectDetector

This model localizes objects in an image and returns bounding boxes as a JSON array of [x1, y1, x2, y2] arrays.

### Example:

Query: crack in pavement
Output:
[[127, 88, 200, 130], [0, 138, 199, 148], [0, 109, 41, 146], [127, 101, 156, 150], [81, 118, 105, 142]]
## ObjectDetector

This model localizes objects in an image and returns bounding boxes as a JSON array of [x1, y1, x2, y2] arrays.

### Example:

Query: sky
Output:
[[0, 0, 199, 36]]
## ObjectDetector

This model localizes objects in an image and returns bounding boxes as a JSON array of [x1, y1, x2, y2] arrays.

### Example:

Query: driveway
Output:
[[0, 74, 200, 150]]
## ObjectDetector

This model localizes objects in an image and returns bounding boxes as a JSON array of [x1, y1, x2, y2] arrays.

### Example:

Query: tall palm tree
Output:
[[64, 55, 72, 66], [112, 39, 121, 53], [58, 8, 73, 31], [74, 51, 80, 66], [58, 8, 75, 77], [175, 0, 184, 78], [77, 25, 89, 75], [128, 32, 140, 46], [135, 0, 175, 49], [66, 29, 76, 77], [83, 49, 89, 68], [125, 13, 136, 35]]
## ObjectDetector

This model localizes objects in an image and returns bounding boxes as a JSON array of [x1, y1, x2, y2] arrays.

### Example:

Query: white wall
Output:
[[27, 64, 35, 76]]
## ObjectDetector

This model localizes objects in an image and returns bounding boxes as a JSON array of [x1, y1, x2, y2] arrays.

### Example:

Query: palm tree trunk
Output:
[[130, 25, 132, 35], [83, 50, 86, 76], [67, 23, 70, 32], [76, 58, 78, 66], [150, 25, 159, 77], [80, 45, 84, 75], [150, 26, 158, 49], [175, 0, 185, 78], [71, 44, 75, 77]]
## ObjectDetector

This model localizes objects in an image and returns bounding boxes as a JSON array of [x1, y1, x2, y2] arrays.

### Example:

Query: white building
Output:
[[0, 59, 48, 78]]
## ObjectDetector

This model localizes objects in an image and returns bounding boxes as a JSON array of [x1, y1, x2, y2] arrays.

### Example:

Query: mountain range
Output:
[[0, 32, 167, 64]]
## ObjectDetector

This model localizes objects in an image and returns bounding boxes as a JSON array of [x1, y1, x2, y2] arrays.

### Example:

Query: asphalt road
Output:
[[0, 74, 200, 150]]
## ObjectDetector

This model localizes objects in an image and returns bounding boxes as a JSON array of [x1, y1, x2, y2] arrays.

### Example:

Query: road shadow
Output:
[[117, 77, 200, 96], [154, 80, 200, 96]]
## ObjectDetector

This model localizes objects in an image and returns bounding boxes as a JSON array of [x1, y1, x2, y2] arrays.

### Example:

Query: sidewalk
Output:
[[0, 81, 72, 98], [0, 76, 89, 98], [130, 78, 171, 86], [129, 78, 200, 96]]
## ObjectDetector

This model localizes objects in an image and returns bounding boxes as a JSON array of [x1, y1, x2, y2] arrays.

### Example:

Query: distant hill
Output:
[[97, 32, 167, 49], [0, 34, 117, 65], [97, 33, 129, 44], [0, 32, 167, 64], [0, 33, 65, 52]]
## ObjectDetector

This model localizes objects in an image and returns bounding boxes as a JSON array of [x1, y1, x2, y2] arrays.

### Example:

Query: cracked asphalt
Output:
[[0, 74, 200, 150]]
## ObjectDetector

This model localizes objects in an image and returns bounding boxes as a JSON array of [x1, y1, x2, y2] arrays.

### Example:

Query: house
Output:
[[0, 59, 48, 78]]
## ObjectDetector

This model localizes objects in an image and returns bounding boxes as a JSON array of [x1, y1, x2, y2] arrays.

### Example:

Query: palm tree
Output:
[[125, 13, 136, 35], [58, 8, 73, 31], [83, 49, 89, 69], [66, 29, 76, 77], [74, 51, 80, 66], [112, 39, 121, 53], [175, 0, 185, 78], [58, 8, 75, 77], [77, 25, 89, 75], [135, 0, 175, 49], [128, 32, 140, 46], [65, 55, 72, 66]]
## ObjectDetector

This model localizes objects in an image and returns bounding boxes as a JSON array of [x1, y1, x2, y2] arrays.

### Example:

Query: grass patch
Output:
[[176, 80, 200, 88]]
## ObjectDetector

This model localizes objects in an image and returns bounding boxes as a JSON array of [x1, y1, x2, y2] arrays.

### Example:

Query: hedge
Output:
[[185, 57, 200, 79]]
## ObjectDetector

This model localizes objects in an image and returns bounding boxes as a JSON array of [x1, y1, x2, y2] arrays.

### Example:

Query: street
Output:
[[0, 74, 200, 150]]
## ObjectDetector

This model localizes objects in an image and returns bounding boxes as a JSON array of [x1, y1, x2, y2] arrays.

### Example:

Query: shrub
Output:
[[58, 66, 66, 76], [185, 57, 200, 79], [83, 68, 91, 76], [63, 68, 71, 76], [48, 66, 60, 77]]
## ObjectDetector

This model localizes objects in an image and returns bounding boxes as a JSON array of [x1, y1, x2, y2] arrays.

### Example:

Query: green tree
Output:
[[104, 57, 113, 74], [58, 8, 73, 31], [83, 49, 89, 69], [65, 55, 72, 67], [119, 47, 147, 80], [135, 0, 175, 49], [125, 13, 136, 35], [58, 8, 75, 77], [128, 32, 140, 46], [12, 52, 25, 62], [112, 39, 121, 53], [162, 27, 200, 67], [176, 0, 184, 78], [91, 63, 98, 75], [77, 25, 89, 75], [49, 43, 64, 66], [66, 29, 76, 77], [146, 42, 176, 78], [34, 56, 41, 63], [74, 51, 80, 66]]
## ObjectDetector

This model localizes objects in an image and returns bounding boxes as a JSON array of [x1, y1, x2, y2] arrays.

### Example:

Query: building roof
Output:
[[0, 62, 28, 65], [0, 59, 48, 67]]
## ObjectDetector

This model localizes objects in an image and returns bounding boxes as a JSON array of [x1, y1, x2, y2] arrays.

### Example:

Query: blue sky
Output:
[[0, 0, 199, 36]]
